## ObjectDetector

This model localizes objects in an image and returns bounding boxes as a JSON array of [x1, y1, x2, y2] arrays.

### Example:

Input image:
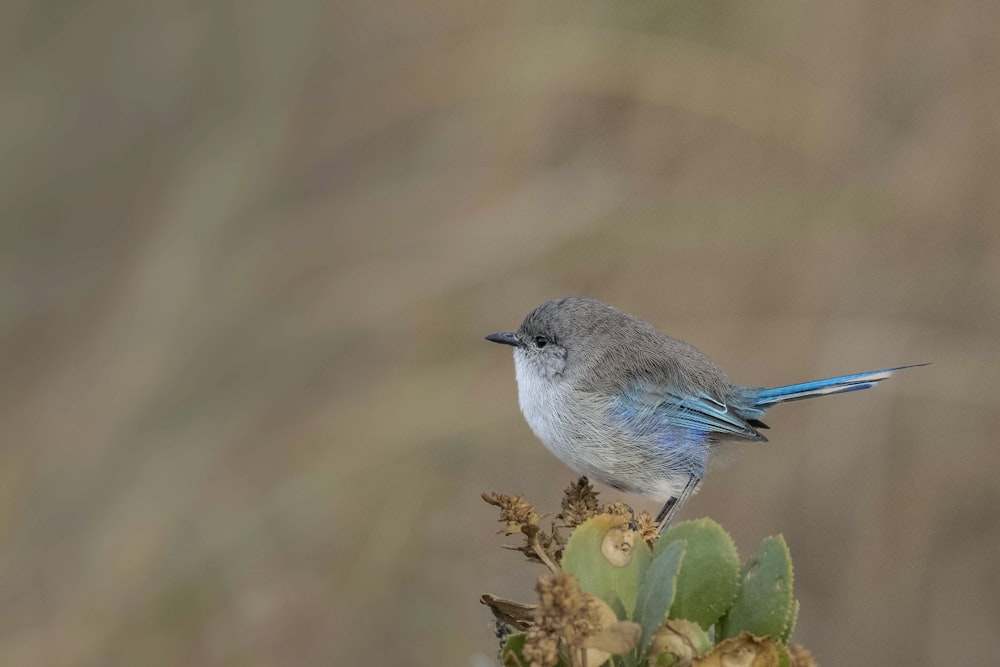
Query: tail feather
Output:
[[752, 363, 927, 410]]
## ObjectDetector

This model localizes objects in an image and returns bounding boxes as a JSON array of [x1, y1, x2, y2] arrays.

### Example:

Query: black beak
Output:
[[485, 331, 520, 347]]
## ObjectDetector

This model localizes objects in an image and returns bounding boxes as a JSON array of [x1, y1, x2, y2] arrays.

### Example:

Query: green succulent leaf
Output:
[[657, 518, 741, 629], [561, 515, 652, 615], [781, 598, 800, 644], [675, 619, 712, 655], [634, 539, 686, 650], [777, 642, 792, 667], [717, 534, 795, 640], [501, 633, 526, 667]]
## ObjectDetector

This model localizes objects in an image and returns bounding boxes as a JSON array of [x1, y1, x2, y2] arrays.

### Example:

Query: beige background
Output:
[[2, 1, 998, 665]]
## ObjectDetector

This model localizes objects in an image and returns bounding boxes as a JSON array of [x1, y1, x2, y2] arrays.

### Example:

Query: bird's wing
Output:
[[619, 380, 766, 442]]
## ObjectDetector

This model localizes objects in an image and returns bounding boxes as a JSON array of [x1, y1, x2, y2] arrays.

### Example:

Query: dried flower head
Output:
[[558, 477, 600, 527], [483, 491, 564, 570], [600, 501, 634, 520], [483, 492, 540, 537], [534, 572, 602, 647], [633, 510, 659, 545], [788, 643, 818, 667], [521, 624, 560, 667]]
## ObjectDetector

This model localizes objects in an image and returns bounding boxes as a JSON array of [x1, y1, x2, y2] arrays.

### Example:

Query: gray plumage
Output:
[[486, 297, 921, 529]]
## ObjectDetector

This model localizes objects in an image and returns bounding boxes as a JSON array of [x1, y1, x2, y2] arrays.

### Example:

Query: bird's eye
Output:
[[534, 336, 548, 348]]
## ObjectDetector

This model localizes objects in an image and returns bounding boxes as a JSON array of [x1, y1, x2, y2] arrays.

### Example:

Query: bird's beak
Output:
[[485, 331, 520, 347]]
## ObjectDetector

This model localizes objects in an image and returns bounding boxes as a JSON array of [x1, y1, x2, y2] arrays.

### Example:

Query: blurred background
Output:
[[2, 1, 998, 665]]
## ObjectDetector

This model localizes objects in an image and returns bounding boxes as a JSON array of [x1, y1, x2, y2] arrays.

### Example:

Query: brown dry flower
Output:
[[788, 644, 818, 667], [533, 572, 602, 648], [523, 572, 641, 666], [484, 491, 562, 571], [483, 492, 540, 537], [557, 477, 600, 527], [693, 633, 781, 667], [633, 510, 660, 545], [521, 624, 560, 667], [522, 572, 605, 665], [601, 501, 634, 519]]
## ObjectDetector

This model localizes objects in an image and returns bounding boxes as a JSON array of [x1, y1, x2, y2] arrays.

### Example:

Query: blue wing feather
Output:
[[610, 364, 925, 467], [615, 382, 766, 443]]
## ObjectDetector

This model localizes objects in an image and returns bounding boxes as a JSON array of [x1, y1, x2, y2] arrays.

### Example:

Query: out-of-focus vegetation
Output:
[[1, 1, 998, 665]]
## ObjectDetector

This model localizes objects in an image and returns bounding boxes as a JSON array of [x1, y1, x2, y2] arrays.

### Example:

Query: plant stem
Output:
[[531, 534, 560, 573]]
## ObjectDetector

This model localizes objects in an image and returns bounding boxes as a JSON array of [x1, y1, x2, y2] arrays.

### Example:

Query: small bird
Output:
[[486, 297, 923, 531]]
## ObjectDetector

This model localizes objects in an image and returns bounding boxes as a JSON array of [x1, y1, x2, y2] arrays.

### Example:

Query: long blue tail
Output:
[[752, 363, 927, 410]]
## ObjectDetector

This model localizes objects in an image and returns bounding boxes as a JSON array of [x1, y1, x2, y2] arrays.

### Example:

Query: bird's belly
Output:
[[515, 381, 702, 501]]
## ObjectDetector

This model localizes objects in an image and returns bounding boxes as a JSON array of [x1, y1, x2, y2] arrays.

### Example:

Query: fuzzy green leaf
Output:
[[777, 642, 791, 667], [675, 619, 712, 655], [561, 515, 652, 615], [781, 598, 800, 644], [501, 633, 526, 667], [657, 518, 741, 629], [717, 535, 795, 640], [634, 539, 686, 650]]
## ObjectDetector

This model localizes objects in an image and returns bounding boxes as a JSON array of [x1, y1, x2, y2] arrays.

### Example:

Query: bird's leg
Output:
[[655, 476, 700, 533]]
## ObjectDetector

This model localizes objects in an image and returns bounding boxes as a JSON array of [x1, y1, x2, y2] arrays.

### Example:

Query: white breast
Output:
[[511, 350, 695, 501], [514, 353, 568, 444], [513, 351, 612, 475]]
